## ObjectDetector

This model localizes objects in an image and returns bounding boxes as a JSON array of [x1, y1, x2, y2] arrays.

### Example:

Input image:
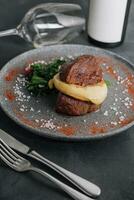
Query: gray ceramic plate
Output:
[[0, 44, 134, 141]]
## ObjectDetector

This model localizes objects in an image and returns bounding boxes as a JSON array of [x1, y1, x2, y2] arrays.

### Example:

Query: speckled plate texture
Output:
[[0, 45, 134, 141]]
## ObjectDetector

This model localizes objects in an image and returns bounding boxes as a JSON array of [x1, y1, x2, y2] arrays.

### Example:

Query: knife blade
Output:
[[0, 128, 101, 197], [0, 129, 29, 154]]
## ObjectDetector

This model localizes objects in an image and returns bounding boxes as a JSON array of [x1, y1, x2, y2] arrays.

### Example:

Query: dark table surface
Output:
[[0, 0, 134, 200]]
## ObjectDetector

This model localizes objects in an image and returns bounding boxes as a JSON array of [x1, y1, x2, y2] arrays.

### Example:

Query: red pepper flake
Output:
[[117, 62, 134, 97], [119, 118, 134, 127], [4, 90, 15, 101], [20, 117, 35, 127], [89, 117, 134, 134], [122, 76, 134, 97], [119, 62, 131, 75], [5, 68, 20, 82], [13, 108, 40, 128], [109, 123, 117, 129], [96, 56, 114, 66], [130, 103, 134, 111], [105, 66, 118, 80], [89, 124, 108, 134], [128, 86, 134, 97], [59, 126, 76, 136]]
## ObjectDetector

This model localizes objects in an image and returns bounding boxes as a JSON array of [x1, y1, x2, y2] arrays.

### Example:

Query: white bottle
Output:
[[88, 0, 131, 47]]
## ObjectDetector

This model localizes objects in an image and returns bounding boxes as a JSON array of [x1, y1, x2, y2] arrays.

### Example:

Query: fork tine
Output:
[[0, 149, 16, 169], [0, 139, 22, 160], [0, 139, 26, 171], [0, 139, 22, 168], [0, 140, 27, 172], [0, 143, 17, 161]]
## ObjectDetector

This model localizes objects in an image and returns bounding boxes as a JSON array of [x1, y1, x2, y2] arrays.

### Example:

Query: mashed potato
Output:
[[53, 73, 108, 105]]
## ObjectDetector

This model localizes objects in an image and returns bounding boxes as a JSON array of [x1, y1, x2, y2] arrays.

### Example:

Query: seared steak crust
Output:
[[56, 93, 100, 116], [59, 55, 102, 86]]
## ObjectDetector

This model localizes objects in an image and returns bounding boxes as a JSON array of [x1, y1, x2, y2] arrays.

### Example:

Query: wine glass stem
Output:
[[0, 28, 18, 37]]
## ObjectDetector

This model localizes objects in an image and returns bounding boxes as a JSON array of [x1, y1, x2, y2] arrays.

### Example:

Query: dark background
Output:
[[0, 0, 134, 200]]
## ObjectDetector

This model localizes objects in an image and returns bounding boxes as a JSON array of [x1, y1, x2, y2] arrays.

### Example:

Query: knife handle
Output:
[[28, 150, 101, 197]]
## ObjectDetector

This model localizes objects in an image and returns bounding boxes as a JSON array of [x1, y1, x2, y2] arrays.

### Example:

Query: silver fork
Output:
[[0, 139, 94, 200]]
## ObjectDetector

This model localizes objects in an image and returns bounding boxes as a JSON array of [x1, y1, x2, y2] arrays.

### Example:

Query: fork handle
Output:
[[30, 166, 93, 200], [28, 150, 101, 197]]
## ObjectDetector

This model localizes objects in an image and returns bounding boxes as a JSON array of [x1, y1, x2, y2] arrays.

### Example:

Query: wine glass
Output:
[[0, 3, 85, 47]]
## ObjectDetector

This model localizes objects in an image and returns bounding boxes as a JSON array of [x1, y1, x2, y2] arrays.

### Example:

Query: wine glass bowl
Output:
[[0, 3, 85, 47]]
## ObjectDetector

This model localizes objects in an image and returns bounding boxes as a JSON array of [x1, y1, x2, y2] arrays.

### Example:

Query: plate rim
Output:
[[0, 44, 134, 141]]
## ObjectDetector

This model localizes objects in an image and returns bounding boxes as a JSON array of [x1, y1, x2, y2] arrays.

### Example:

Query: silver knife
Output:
[[0, 129, 101, 197]]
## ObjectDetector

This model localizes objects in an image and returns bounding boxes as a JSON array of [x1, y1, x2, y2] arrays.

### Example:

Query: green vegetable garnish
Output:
[[26, 59, 65, 95], [105, 80, 111, 87]]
